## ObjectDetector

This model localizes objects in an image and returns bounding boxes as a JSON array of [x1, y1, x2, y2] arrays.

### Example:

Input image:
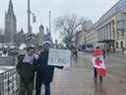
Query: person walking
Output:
[[35, 41, 63, 95], [72, 47, 78, 64], [102, 48, 106, 59], [93, 57, 103, 83], [92, 47, 106, 84], [16, 46, 37, 95]]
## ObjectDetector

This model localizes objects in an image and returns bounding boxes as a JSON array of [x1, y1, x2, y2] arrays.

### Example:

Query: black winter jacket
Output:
[[36, 51, 54, 83], [36, 50, 64, 83], [16, 54, 36, 82]]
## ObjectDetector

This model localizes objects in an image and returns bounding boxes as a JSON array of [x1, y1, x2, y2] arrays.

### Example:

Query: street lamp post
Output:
[[27, 0, 31, 33], [49, 10, 51, 33], [27, 0, 36, 46], [84, 31, 87, 49], [27, 0, 32, 46]]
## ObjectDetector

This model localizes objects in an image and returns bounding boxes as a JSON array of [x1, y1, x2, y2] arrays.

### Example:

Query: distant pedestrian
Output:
[[102, 49, 106, 59], [2, 48, 8, 57], [35, 41, 64, 95], [72, 47, 78, 63], [16, 46, 37, 95]]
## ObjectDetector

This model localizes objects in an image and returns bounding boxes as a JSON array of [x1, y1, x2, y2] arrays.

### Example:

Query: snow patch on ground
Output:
[[0, 66, 15, 74]]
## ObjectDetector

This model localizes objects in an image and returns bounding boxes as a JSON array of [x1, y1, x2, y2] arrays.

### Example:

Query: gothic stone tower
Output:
[[4, 0, 17, 43]]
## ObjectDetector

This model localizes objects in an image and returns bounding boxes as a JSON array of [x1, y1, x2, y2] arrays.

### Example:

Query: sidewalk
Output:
[[50, 59, 94, 95], [112, 51, 126, 57], [40, 53, 126, 95]]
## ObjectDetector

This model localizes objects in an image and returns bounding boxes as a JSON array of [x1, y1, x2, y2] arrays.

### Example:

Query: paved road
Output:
[[40, 52, 126, 95]]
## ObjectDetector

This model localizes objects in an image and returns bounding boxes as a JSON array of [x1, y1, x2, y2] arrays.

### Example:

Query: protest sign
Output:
[[48, 48, 71, 66]]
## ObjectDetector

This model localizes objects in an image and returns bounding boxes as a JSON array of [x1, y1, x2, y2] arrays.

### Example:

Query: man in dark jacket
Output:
[[16, 47, 36, 95], [36, 42, 63, 95]]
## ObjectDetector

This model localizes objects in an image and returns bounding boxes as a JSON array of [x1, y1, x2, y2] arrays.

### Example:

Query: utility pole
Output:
[[84, 31, 87, 49], [49, 10, 51, 33], [27, 0, 31, 33], [27, 0, 32, 46]]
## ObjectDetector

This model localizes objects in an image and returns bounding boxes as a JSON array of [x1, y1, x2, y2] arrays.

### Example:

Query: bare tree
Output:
[[55, 14, 88, 49]]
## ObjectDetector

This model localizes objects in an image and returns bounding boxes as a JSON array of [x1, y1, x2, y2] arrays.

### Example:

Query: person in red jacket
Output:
[[93, 47, 103, 83]]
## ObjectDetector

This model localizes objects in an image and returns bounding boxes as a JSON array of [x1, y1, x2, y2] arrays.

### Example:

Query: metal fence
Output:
[[0, 68, 18, 95]]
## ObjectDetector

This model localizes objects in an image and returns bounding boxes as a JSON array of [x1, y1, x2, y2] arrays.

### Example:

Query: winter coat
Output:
[[16, 54, 37, 82], [36, 50, 55, 83]]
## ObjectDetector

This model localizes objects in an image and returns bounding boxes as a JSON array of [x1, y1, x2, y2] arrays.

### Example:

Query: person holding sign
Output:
[[35, 41, 64, 95], [92, 47, 107, 83]]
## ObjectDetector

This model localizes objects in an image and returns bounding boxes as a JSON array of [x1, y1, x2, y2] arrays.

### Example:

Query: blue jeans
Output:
[[45, 83, 50, 95], [36, 82, 50, 95]]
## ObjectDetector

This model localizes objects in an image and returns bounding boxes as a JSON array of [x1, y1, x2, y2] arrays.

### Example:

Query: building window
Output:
[[122, 32, 124, 38], [116, 42, 119, 48], [117, 32, 119, 39], [121, 41, 123, 48], [116, 14, 126, 33]]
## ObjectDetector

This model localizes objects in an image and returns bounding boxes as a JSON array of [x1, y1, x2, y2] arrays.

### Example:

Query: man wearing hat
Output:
[[36, 41, 63, 95]]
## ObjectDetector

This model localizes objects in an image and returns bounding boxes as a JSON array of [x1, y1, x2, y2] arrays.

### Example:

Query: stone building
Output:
[[95, 0, 126, 52], [4, 0, 17, 43], [15, 29, 26, 46]]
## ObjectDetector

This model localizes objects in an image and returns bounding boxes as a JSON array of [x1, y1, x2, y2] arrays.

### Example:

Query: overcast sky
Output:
[[0, 0, 119, 40]]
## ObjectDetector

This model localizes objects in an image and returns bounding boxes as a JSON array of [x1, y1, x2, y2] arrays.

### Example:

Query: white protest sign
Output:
[[48, 48, 71, 66]]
